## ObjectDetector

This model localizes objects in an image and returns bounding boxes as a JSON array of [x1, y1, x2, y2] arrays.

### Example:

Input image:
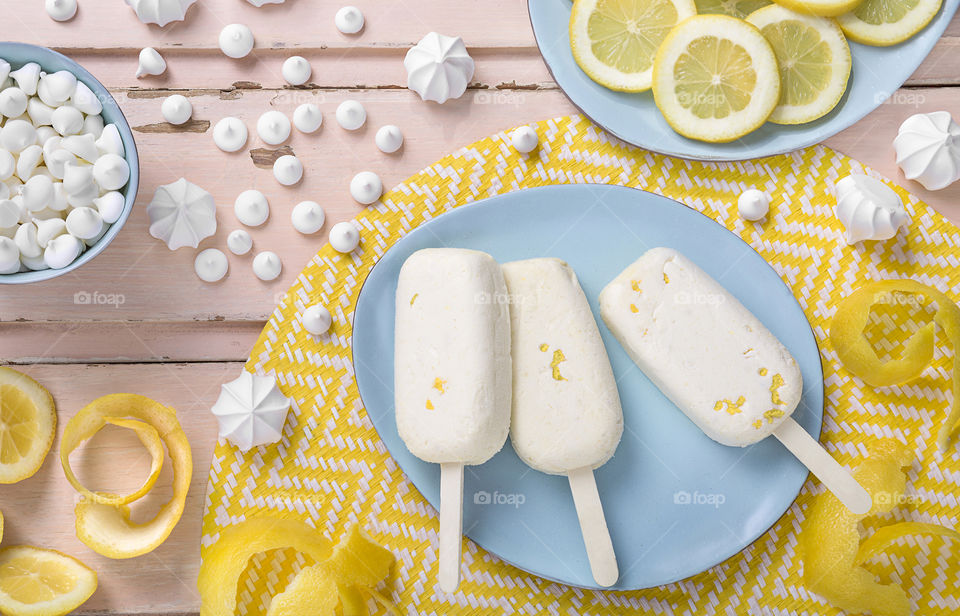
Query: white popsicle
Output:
[[502, 258, 622, 587], [599, 248, 871, 515], [394, 248, 512, 592]]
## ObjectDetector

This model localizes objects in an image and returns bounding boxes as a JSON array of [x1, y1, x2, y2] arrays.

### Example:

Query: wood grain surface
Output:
[[0, 1, 958, 613]]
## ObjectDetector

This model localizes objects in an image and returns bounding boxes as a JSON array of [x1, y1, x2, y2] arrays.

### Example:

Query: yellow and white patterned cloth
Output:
[[201, 115, 960, 615]]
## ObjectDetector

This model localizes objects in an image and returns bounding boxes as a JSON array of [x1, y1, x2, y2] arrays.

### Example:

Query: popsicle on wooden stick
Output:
[[599, 247, 871, 515], [394, 248, 512, 592], [502, 258, 623, 587]]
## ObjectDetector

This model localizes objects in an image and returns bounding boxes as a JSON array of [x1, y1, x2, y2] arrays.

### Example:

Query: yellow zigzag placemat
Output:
[[201, 114, 960, 615]]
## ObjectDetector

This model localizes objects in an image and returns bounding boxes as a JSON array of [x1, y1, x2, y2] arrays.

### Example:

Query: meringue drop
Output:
[[246, 0, 285, 5], [44, 233, 82, 269], [27, 98, 55, 126], [65, 206, 103, 240], [375, 125, 403, 153], [93, 153, 131, 191], [194, 248, 229, 282], [210, 370, 291, 451], [136, 47, 167, 79], [273, 155, 303, 186], [213, 117, 248, 153], [0, 88, 28, 118], [293, 103, 323, 134], [256, 111, 291, 145], [146, 178, 217, 250], [34, 217, 66, 247], [45, 0, 78, 22], [51, 105, 83, 136], [162, 94, 193, 125], [510, 126, 538, 153], [234, 189, 270, 227], [96, 124, 125, 157], [335, 100, 366, 130], [349, 171, 382, 205], [301, 304, 332, 335], [0, 237, 19, 273], [37, 71, 77, 107], [335, 6, 364, 34], [0, 151, 13, 181], [61, 134, 99, 163], [835, 174, 909, 244], [737, 189, 770, 221], [329, 221, 359, 253], [404, 32, 475, 104], [291, 200, 325, 234], [93, 191, 125, 224], [227, 229, 253, 255], [252, 251, 282, 281], [21, 175, 54, 211], [10, 64, 41, 96], [14, 223, 41, 258], [0, 200, 18, 228], [72, 81, 103, 115], [219, 24, 255, 59], [282, 56, 312, 86], [893, 111, 960, 191], [16, 146, 43, 181], [125, 0, 197, 26], [2, 120, 37, 153]]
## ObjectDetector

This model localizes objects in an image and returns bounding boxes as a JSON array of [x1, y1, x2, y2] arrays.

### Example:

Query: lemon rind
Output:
[[837, 0, 942, 46], [0, 368, 57, 485]]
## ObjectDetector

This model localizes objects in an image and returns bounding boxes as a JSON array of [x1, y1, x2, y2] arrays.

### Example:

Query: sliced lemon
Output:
[[652, 15, 781, 142], [837, 0, 942, 45], [0, 546, 97, 616], [570, 0, 697, 92], [770, 0, 865, 17], [695, 0, 771, 18], [0, 368, 56, 484], [747, 5, 851, 124]]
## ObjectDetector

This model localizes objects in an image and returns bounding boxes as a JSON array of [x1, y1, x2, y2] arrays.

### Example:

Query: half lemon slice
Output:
[[0, 367, 56, 484], [747, 4, 851, 124], [652, 15, 781, 142], [0, 546, 97, 616], [837, 0, 942, 45], [570, 0, 697, 92]]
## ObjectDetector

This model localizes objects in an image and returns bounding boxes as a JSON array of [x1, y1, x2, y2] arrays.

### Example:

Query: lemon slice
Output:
[[0, 368, 56, 484], [695, 0, 771, 18], [652, 15, 781, 142], [770, 0, 865, 17], [747, 5, 851, 124], [0, 546, 97, 616], [570, 0, 697, 92], [837, 0, 942, 45]]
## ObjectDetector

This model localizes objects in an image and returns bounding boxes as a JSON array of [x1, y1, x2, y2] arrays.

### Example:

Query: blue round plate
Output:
[[353, 184, 823, 590], [528, 0, 959, 161]]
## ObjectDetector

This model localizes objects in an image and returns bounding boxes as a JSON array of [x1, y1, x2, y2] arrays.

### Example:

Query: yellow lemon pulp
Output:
[[695, 0, 771, 18], [0, 368, 56, 484], [0, 546, 97, 616], [838, 0, 942, 45]]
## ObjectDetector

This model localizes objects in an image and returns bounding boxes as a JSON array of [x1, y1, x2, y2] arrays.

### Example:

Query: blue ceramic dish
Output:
[[0, 42, 139, 284]]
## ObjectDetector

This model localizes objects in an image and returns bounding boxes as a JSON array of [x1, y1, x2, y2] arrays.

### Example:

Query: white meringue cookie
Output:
[[43, 233, 82, 269], [404, 32, 475, 104], [146, 178, 217, 250], [246, 0, 285, 5], [210, 370, 291, 451], [0, 236, 19, 272], [234, 189, 270, 226], [51, 105, 84, 136], [335, 100, 366, 130], [161, 94, 193, 125], [49, 182, 69, 212], [213, 117, 248, 153], [20, 253, 50, 271], [45, 0, 78, 21], [273, 155, 303, 186], [126, 0, 198, 27], [282, 56, 312, 86], [256, 110, 291, 145], [82, 114, 105, 138], [93, 153, 130, 191], [894, 111, 960, 191], [0, 61, 9, 87], [14, 222, 42, 258], [37, 71, 77, 107], [72, 81, 103, 115], [329, 221, 359, 253], [301, 304, 332, 334], [63, 163, 98, 206], [227, 229, 253, 255], [21, 175, 54, 211], [66, 206, 104, 240], [252, 251, 282, 281], [16, 145, 43, 180], [349, 171, 382, 205], [0, 87, 28, 118], [375, 125, 403, 153], [1, 120, 37, 152], [195, 248, 229, 282], [93, 191, 125, 224], [95, 124, 125, 157], [293, 103, 323, 134], [335, 6, 364, 34], [835, 174, 909, 244], [136, 47, 167, 78], [291, 200, 325, 234], [737, 189, 770, 221], [0, 150, 14, 181], [510, 126, 538, 153], [219, 24, 255, 59], [44, 149, 75, 181], [61, 133, 99, 163], [0, 199, 19, 228], [36, 126, 58, 145], [27, 97, 55, 126], [34, 216, 67, 247], [10, 64, 41, 96]]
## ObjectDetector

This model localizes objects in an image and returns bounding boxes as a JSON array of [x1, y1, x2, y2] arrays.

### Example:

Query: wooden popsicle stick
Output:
[[773, 418, 872, 515], [439, 462, 464, 593], [567, 466, 619, 587]]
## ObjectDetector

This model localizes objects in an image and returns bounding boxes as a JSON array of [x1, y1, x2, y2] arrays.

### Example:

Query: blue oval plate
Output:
[[528, 0, 959, 161], [353, 184, 823, 590]]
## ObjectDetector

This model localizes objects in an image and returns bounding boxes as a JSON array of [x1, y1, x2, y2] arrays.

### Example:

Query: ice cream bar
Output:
[[502, 258, 623, 474], [599, 247, 801, 447], [394, 248, 512, 465]]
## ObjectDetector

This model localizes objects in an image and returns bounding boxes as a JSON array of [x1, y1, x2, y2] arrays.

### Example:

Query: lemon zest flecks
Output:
[[759, 367, 768, 376], [410, 294, 418, 306], [425, 399, 434, 410], [630, 304, 639, 313], [630, 280, 642, 293], [550, 349, 568, 381], [770, 373, 786, 406], [764, 409, 784, 423], [752, 419, 763, 429], [714, 396, 746, 415], [432, 378, 447, 394], [663, 272, 670, 284], [539, 343, 549, 352]]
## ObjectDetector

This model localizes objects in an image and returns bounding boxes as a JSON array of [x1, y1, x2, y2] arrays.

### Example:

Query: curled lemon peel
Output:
[[60, 394, 192, 559], [801, 439, 959, 616], [830, 280, 960, 451]]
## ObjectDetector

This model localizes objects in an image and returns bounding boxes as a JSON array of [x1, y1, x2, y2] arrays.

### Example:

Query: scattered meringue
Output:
[[96, 124, 125, 157], [219, 24, 255, 59], [38, 71, 77, 107], [335, 6, 365, 34], [93, 153, 130, 191], [72, 81, 102, 115], [329, 221, 359, 253], [125, 0, 198, 27], [10, 64, 41, 96], [0, 88, 29, 118], [404, 32, 474, 104], [146, 178, 217, 250], [227, 229, 253, 255], [335, 100, 366, 130], [273, 155, 303, 186], [291, 200, 325, 234], [93, 192, 125, 224], [246, 0, 285, 5], [893, 111, 960, 191], [213, 117, 248, 152], [737, 189, 770, 221], [375, 125, 403, 153], [510, 126, 538, 153], [136, 47, 167, 79], [234, 189, 270, 227], [44, 233, 82, 269], [350, 171, 382, 205], [211, 370, 290, 451], [301, 304, 332, 335], [282, 56, 312, 86], [195, 248, 229, 282], [162, 94, 193, 125], [835, 174, 909, 244], [45, 0, 78, 22], [256, 110, 291, 145], [252, 251, 282, 281], [293, 103, 323, 134], [52, 105, 84, 136], [65, 207, 103, 240]]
